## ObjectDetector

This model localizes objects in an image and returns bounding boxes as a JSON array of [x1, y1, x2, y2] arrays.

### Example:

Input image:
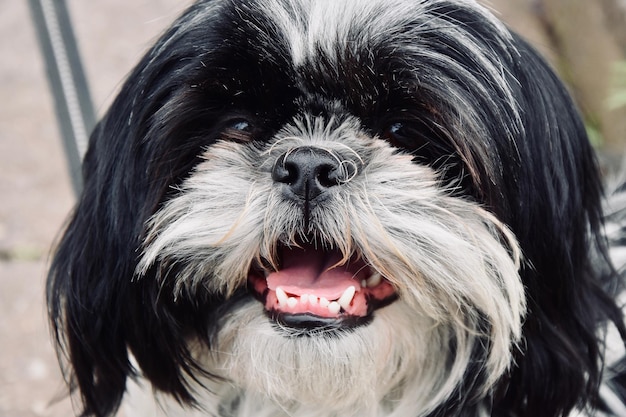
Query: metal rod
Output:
[[29, 0, 96, 196]]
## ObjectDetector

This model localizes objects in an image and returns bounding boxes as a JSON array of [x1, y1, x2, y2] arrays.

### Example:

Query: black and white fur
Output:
[[47, 0, 626, 416]]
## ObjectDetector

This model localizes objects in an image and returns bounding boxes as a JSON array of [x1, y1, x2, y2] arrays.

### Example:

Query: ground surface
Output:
[[0, 1, 591, 416]]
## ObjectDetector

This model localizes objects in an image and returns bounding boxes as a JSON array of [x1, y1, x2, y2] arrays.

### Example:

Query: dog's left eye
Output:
[[381, 122, 429, 153]]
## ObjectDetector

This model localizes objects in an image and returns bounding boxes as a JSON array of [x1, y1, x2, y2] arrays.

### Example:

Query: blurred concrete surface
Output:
[[0, 0, 620, 416]]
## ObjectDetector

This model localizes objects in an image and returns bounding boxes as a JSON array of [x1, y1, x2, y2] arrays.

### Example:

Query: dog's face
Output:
[[49, 1, 613, 416], [132, 0, 526, 411], [138, 116, 524, 412]]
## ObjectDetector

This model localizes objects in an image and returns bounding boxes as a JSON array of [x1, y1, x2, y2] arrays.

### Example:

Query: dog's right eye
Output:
[[230, 119, 251, 131], [221, 118, 255, 143]]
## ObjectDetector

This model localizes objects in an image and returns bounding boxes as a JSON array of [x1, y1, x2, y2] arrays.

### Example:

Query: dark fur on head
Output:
[[48, 0, 626, 416]]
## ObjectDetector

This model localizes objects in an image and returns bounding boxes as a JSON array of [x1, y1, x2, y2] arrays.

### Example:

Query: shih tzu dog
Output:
[[47, 0, 626, 416]]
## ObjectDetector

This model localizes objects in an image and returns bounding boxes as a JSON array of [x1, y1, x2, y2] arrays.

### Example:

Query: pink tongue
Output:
[[266, 246, 364, 300]]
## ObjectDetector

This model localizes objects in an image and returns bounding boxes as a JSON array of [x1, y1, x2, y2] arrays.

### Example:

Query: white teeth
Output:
[[276, 287, 288, 306], [274, 287, 356, 315], [337, 286, 356, 310], [328, 301, 341, 315], [366, 272, 382, 288], [301, 294, 314, 305]]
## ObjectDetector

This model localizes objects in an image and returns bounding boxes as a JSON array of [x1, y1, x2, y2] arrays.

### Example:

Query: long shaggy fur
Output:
[[47, 1, 626, 416]]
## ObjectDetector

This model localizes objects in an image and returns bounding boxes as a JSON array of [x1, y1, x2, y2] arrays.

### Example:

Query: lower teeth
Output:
[[274, 286, 356, 315]]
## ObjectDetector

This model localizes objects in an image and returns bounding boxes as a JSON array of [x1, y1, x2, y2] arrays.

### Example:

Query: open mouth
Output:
[[248, 243, 397, 331]]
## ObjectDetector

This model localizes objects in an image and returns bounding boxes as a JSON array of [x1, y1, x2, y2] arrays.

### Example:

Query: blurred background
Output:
[[0, 0, 624, 416]]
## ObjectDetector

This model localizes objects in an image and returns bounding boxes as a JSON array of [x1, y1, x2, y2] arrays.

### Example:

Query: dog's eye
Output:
[[221, 118, 255, 143], [231, 120, 251, 131], [381, 122, 429, 152]]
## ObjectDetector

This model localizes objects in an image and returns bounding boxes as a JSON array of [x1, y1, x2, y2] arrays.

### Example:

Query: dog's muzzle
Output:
[[248, 146, 397, 332]]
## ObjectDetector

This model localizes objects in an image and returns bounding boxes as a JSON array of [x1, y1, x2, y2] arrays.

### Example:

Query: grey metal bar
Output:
[[29, 0, 96, 196]]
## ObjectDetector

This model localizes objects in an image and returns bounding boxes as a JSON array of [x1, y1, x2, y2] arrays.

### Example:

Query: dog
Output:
[[47, 0, 626, 416]]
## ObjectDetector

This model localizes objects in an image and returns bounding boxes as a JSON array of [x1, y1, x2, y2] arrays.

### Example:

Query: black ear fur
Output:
[[489, 33, 626, 416], [46, 3, 230, 415], [46, 119, 206, 417]]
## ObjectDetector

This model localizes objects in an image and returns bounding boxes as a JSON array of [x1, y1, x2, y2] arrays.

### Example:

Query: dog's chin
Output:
[[247, 243, 398, 334], [209, 300, 453, 415]]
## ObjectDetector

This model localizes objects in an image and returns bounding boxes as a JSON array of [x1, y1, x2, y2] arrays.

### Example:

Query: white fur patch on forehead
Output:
[[256, 0, 510, 66]]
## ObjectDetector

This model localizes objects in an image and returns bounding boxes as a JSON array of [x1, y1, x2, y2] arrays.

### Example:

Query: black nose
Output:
[[272, 147, 344, 202]]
